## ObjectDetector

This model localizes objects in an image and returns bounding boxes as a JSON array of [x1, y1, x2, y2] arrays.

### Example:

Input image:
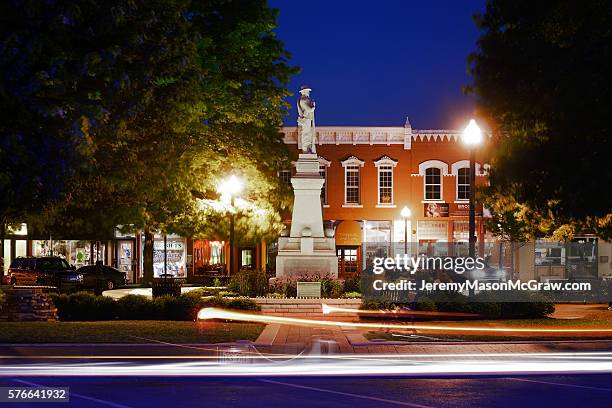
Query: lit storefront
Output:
[[141, 234, 187, 278], [535, 237, 599, 280], [417, 220, 449, 256], [193, 240, 228, 277], [32, 240, 107, 266]]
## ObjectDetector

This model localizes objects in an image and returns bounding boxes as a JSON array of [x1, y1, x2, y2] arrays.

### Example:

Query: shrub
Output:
[[186, 287, 221, 297], [51, 291, 262, 321], [269, 279, 297, 298], [225, 297, 261, 311], [199, 295, 231, 308], [320, 278, 343, 298], [49, 291, 117, 320], [343, 276, 361, 293], [116, 295, 155, 320], [218, 291, 239, 297], [414, 297, 436, 311], [341, 291, 362, 299], [227, 269, 268, 297], [360, 298, 400, 310]]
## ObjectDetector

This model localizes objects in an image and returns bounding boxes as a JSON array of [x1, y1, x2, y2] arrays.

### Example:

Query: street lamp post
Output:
[[461, 119, 483, 259], [218, 175, 243, 276], [400, 206, 412, 255]]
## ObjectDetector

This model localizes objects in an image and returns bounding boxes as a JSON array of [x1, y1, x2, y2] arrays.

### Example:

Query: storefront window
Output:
[[452, 221, 469, 256], [364, 220, 392, 264], [33, 240, 99, 267], [210, 241, 224, 264], [147, 234, 186, 278], [241, 249, 254, 269], [535, 239, 598, 279], [417, 220, 448, 256], [15, 240, 26, 257], [535, 240, 565, 266]]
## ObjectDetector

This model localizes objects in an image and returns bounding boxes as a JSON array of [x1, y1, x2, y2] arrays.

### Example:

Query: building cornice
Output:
[[281, 126, 468, 149]]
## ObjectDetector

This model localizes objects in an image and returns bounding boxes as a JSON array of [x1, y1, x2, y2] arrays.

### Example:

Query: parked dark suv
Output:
[[5, 256, 83, 289]]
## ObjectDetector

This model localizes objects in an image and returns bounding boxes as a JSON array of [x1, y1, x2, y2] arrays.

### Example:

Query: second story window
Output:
[[341, 156, 365, 206], [345, 165, 360, 204], [425, 167, 441, 200], [374, 156, 398, 206], [378, 166, 393, 204], [457, 167, 470, 200]]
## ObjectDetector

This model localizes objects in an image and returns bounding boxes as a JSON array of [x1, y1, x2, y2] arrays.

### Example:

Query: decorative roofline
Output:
[[281, 126, 472, 149]]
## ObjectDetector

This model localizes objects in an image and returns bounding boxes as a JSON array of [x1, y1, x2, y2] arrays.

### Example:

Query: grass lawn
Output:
[[365, 314, 612, 342], [0, 321, 264, 344]]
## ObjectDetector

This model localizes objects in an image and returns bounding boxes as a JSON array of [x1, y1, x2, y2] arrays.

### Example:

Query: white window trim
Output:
[[416, 160, 448, 201], [341, 156, 364, 205], [423, 167, 444, 201], [374, 156, 397, 206], [451, 160, 486, 176], [340, 156, 365, 168], [418, 159, 449, 176]]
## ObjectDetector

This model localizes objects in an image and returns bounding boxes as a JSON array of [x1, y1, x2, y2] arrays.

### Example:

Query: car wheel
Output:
[[106, 280, 115, 290]]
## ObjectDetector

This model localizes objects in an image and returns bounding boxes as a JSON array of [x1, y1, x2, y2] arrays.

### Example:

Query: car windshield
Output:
[[39, 258, 71, 270]]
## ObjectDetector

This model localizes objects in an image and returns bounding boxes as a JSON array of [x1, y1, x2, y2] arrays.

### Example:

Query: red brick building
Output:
[[277, 118, 491, 278]]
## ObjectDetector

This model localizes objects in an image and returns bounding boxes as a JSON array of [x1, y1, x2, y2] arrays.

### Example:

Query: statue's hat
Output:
[[299, 85, 312, 92]]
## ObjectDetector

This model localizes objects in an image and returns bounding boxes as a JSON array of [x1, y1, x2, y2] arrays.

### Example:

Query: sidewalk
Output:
[[254, 323, 612, 355]]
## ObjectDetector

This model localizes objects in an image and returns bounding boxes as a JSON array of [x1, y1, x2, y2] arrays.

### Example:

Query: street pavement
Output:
[[1, 337, 612, 407], [2, 374, 612, 407]]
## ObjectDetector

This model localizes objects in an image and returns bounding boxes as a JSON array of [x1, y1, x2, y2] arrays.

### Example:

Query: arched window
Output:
[[457, 167, 470, 200], [425, 168, 441, 200]]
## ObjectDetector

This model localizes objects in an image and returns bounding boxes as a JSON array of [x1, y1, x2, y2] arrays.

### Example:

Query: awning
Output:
[[335, 220, 362, 246]]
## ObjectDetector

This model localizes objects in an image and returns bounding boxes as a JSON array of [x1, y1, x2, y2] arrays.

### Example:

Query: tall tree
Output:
[[1, 0, 297, 282], [468, 0, 612, 239], [0, 0, 97, 266]]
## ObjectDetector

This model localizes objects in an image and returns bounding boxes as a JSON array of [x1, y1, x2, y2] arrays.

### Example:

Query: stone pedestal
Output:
[[275, 154, 338, 279]]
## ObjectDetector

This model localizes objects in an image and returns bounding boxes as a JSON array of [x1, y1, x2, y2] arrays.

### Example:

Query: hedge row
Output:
[[50, 292, 260, 321], [361, 291, 555, 319]]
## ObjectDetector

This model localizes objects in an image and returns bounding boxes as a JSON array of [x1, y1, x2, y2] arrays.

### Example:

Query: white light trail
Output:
[[197, 308, 612, 333], [2, 354, 612, 377]]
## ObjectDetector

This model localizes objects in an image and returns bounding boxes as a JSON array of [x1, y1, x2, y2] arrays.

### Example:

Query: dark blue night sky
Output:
[[269, 0, 486, 129]]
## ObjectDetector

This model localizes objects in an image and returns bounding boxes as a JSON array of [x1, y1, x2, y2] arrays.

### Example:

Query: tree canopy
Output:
[[0, 0, 298, 279], [468, 0, 611, 239]]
